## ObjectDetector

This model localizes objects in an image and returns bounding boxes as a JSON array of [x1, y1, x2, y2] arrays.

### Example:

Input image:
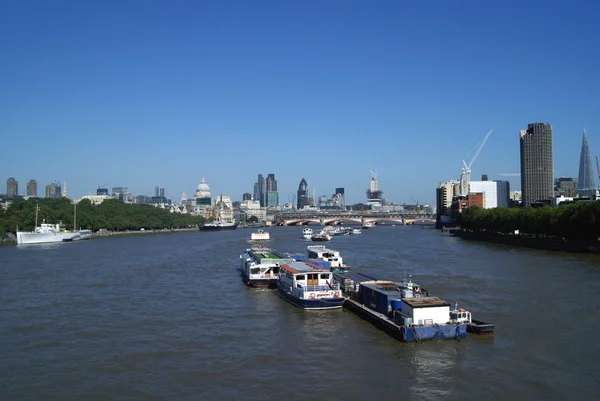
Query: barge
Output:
[[239, 246, 294, 288], [340, 278, 468, 342]]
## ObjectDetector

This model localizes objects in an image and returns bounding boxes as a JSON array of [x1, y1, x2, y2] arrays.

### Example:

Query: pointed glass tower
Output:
[[577, 130, 595, 197]]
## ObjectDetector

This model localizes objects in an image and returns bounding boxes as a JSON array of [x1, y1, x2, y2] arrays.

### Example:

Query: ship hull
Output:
[[16, 231, 79, 245], [200, 224, 238, 231]]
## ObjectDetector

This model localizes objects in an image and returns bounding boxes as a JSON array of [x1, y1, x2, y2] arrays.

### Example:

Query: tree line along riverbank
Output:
[[0, 198, 207, 242], [456, 201, 600, 253]]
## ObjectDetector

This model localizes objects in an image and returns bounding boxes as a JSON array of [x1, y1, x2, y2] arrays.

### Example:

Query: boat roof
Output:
[[360, 281, 402, 295], [281, 261, 329, 274], [246, 247, 290, 261], [307, 245, 340, 255], [402, 296, 450, 308], [333, 272, 382, 283]]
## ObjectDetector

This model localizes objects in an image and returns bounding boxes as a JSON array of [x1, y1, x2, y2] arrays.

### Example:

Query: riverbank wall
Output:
[[454, 230, 600, 253]]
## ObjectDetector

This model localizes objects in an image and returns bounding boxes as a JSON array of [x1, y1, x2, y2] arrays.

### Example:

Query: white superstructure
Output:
[[307, 245, 345, 269], [17, 221, 79, 245], [250, 229, 270, 241]]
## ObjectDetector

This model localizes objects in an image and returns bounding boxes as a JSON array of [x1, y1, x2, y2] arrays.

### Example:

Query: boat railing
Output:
[[297, 283, 340, 296]]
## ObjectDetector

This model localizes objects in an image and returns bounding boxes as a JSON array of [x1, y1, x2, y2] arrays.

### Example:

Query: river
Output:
[[1, 225, 599, 400]]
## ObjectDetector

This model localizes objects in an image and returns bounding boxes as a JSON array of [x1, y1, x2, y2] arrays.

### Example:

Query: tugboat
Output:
[[450, 303, 495, 335]]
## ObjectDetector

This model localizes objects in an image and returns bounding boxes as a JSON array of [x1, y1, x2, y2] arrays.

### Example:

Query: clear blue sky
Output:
[[1, 0, 599, 205]]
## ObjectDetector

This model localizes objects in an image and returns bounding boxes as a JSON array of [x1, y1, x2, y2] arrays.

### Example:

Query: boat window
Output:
[[272, 266, 280, 274], [296, 275, 305, 281], [320, 274, 330, 280], [250, 268, 260, 274]]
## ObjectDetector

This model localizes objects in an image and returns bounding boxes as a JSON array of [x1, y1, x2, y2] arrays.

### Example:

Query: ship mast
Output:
[[35, 203, 40, 228], [74, 203, 77, 231]]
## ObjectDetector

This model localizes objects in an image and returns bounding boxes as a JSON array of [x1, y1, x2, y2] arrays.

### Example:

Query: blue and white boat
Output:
[[277, 261, 345, 310], [239, 246, 295, 288]]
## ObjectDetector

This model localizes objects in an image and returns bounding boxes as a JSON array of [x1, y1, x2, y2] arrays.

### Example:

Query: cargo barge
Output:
[[332, 273, 467, 342]]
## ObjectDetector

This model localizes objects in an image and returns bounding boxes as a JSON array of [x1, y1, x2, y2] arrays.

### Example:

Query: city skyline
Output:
[[1, 2, 598, 204]]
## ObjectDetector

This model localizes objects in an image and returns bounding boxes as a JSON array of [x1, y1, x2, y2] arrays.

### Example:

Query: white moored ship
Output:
[[17, 221, 79, 245], [16, 204, 80, 245]]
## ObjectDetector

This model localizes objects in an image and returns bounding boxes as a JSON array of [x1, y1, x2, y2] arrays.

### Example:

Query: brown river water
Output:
[[1, 225, 599, 400]]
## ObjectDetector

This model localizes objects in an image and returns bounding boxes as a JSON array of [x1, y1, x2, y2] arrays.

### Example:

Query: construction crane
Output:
[[460, 129, 493, 196], [410, 196, 420, 211]]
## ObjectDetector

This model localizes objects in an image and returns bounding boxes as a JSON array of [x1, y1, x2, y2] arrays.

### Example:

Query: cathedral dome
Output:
[[194, 176, 211, 198]]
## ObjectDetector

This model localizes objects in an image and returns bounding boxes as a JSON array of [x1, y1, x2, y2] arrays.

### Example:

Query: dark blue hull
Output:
[[344, 299, 467, 342], [241, 272, 278, 288], [403, 324, 467, 342], [278, 288, 344, 310]]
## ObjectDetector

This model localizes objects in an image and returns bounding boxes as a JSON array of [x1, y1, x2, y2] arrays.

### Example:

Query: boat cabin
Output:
[[450, 303, 472, 324], [400, 297, 451, 326], [307, 245, 344, 269], [279, 261, 340, 293]]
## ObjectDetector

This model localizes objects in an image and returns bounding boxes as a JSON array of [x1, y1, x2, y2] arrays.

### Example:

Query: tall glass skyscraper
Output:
[[577, 130, 595, 198]]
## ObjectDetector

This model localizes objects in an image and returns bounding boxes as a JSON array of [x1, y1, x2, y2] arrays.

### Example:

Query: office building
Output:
[[469, 180, 510, 208], [26, 179, 37, 197], [297, 178, 310, 210], [519, 123, 554, 206], [6, 177, 18, 197]]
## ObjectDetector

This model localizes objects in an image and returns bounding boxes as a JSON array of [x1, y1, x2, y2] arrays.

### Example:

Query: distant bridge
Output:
[[274, 212, 435, 226]]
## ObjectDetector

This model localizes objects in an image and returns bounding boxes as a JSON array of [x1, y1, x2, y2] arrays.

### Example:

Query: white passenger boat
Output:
[[362, 221, 374, 229], [302, 227, 313, 239], [239, 246, 295, 288], [310, 231, 332, 242], [250, 229, 270, 241], [307, 245, 348, 271], [277, 261, 345, 309]]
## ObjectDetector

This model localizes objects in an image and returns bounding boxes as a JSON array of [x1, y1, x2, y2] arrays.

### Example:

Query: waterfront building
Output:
[[520, 123, 554, 206], [555, 177, 576, 197], [181, 190, 187, 205], [6, 177, 18, 197], [577, 130, 595, 198], [97, 187, 109, 196], [436, 180, 460, 222], [242, 192, 252, 201], [469, 180, 510, 208], [74, 194, 112, 205], [238, 199, 266, 221], [62, 181, 68, 198], [213, 195, 234, 222], [26, 179, 37, 197], [111, 187, 129, 201]]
